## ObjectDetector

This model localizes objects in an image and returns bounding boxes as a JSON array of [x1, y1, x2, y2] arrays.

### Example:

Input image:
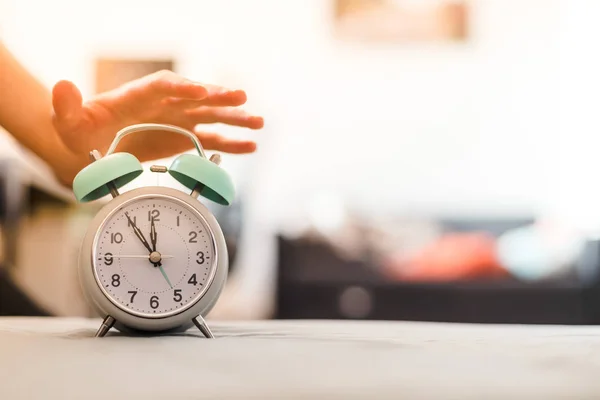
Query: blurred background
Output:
[[1, 0, 599, 324]]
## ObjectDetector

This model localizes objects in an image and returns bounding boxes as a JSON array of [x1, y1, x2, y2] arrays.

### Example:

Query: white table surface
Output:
[[0, 317, 599, 399]]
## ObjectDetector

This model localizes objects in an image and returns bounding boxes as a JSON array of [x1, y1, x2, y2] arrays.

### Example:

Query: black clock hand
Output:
[[124, 212, 154, 255], [150, 216, 157, 252]]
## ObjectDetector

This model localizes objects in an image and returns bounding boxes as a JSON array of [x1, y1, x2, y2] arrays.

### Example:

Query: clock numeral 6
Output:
[[104, 252, 113, 266], [173, 289, 182, 302], [150, 296, 159, 309]]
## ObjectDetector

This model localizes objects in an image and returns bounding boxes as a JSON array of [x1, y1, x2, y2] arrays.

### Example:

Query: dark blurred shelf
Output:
[[274, 235, 600, 325]]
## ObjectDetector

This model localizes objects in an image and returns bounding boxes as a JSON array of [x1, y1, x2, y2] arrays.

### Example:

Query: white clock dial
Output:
[[92, 195, 216, 318]]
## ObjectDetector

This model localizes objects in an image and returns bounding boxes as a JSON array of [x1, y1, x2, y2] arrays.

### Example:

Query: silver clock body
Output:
[[78, 186, 228, 333]]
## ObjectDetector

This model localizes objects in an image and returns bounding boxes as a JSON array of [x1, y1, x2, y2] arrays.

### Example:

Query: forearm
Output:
[[0, 42, 87, 186]]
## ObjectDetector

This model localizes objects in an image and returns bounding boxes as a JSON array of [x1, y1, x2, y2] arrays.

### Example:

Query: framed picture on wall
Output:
[[333, 0, 470, 43]]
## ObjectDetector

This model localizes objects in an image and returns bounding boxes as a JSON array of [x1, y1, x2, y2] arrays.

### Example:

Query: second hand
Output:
[[112, 255, 175, 259]]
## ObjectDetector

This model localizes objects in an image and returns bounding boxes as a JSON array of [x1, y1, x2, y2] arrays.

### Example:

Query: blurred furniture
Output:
[[0, 159, 49, 316], [0, 317, 598, 399], [274, 217, 600, 325]]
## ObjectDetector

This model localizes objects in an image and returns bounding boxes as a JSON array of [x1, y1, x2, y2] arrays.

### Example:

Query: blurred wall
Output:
[[0, 0, 572, 318], [0, 0, 560, 216]]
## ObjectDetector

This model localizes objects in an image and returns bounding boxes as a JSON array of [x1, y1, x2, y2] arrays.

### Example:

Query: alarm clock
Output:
[[72, 123, 234, 338]]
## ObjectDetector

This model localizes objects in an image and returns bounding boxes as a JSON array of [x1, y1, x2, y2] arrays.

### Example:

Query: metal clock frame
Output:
[[79, 186, 229, 338]]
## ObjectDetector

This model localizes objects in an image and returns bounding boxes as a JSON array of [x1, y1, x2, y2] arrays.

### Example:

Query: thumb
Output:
[[51, 80, 84, 136]]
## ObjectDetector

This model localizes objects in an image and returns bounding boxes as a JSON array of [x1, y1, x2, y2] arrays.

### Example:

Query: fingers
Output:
[[163, 88, 247, 108], [51, 80, 86, 151], [194, 130, 257, 154], [185, 107, 264, 129], [124, 70, 208, 104], [137, 71, 248, 106], [201, 85, 247, 106]]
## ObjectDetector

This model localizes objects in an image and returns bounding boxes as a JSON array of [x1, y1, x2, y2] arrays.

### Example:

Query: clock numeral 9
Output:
[[111, 274, 120, 287], [104, 252, 113, 266], [150, 296, 159, 309], [196, 251, 205, 264], [173, 289, 182, 302], [111, 232, 123, 244], [148, 209, 160, 221]]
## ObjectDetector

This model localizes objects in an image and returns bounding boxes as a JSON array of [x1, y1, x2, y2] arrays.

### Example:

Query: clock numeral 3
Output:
[[104, 252, 113, 266], [148, 209, 160, 222], [173, 289, 182, 302], [196, 251, 205, 264], [150, 296, 159, 309], [128, 291, 137, 303], [111, 232, 123, 244], [188, 274, 198, 286], [111, 274, 120, 287]]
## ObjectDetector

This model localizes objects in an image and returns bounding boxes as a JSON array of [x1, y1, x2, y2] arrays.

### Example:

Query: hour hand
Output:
[[150, 217, 157, 252], [124, 212, 153, 254]]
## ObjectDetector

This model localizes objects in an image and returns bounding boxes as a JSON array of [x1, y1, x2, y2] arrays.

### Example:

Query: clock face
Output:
[[92, 194, 216, 318]]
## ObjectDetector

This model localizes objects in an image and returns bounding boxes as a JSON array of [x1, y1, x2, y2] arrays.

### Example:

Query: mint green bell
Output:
[[72, 123, 235, 205], [169, 153, 234, 206], [73, 152, 143, 202]]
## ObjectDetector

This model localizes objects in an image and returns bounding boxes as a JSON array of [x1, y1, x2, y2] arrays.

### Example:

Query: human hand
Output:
[[50, 70, 263, 185]]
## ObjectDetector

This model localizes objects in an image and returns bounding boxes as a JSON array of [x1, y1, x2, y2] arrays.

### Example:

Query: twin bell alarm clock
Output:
[[72, 123, 233, 338]]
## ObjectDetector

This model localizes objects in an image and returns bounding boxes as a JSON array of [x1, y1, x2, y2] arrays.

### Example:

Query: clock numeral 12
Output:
[[148, 209, 160, 221]]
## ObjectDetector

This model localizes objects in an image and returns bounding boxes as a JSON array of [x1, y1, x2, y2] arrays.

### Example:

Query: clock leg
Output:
[[192, 315, 214, 338], [95, 315, 116, 338]]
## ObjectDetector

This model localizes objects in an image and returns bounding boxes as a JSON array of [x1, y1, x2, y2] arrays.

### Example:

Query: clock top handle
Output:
[[105, 123, 207, 158], [72, 123, 235, 206]]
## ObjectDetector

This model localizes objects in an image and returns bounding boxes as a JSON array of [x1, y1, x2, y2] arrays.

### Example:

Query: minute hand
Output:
[[124, 212, 154, 254]]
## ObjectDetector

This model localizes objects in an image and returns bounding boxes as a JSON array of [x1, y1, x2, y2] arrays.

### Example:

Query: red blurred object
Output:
[[384, 232, 508, 282]]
